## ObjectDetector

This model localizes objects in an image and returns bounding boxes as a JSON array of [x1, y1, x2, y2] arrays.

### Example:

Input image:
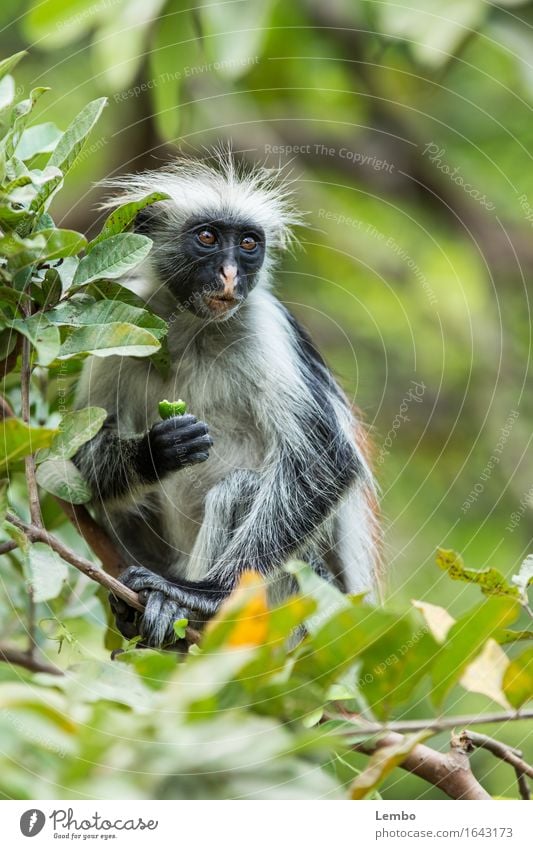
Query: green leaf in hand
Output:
[[158, 399, 187, 419]]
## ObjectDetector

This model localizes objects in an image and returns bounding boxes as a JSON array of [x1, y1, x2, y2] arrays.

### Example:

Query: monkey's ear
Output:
[[134, 204, 161, 235]]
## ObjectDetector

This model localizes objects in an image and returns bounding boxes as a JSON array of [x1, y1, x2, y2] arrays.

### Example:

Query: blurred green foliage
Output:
[[1, 0, 533, 800]]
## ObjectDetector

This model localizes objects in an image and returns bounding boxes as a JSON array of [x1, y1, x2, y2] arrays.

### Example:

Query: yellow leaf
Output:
[[412, 599, 455, 642], [206, 571, 270, 648], [460, 639, 511, 709]]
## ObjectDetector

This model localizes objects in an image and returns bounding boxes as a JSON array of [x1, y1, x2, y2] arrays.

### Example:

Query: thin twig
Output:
[[0, 641, 63, 676], [5, 511, 201, 645], [461, 730, 532, 800], [20, 338, 41, 529], [330, 709, 533, 736], [0, 395, 14, 419], [19, 327, 40, 659], [6, 511, 144, 611], [0, 540, 17, 555], [516, 771, 531, 801]]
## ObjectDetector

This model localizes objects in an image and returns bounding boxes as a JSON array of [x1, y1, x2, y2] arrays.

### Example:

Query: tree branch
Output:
[[333, 708, 533, 799], [461, 730, 532, 800], [353, 730, 492, 800], [54, 499, 126, 579], [0, 641, 63, 676]]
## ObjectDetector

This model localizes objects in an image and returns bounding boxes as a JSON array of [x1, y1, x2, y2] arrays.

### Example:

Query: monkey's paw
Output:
[[144, 413, 213, 477], [110, 566, 195, 648]]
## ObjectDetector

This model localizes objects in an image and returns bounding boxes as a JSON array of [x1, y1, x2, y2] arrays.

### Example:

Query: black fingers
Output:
[[119, 564, 169, 593], [143, 414, 213, 477], [139, 590, 190, 647]]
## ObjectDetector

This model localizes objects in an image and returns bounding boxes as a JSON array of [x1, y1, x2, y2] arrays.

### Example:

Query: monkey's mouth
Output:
[[202, 294, 242, 316]]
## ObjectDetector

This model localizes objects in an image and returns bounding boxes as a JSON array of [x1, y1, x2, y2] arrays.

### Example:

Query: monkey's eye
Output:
[[240, 234, 258, 251], [197, 229, 217, 246]]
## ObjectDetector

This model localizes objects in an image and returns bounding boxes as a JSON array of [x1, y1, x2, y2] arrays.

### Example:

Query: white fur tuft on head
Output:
[[98, 147, 303, 250]]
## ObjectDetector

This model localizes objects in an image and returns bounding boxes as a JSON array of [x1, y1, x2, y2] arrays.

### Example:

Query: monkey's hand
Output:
[[140, 414, 212, 480], [110, 566, 202, 648]]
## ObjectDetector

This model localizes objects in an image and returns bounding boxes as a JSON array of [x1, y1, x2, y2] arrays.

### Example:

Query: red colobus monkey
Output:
[[74, 152, 380, 647]]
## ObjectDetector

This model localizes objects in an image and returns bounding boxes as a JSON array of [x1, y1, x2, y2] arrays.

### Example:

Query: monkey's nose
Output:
[[219, 264, 238, 297]]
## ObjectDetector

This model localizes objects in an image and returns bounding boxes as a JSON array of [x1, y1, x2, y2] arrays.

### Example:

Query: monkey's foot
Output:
[[110, 566, 196, 648]]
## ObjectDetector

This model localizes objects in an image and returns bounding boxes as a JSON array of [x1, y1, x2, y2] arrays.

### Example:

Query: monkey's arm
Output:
[[213, 409, 362, 575], [73, 413, 212, 503]]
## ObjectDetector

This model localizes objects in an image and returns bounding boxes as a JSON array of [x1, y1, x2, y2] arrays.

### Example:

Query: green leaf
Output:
[[287, 560, 350, 633], [72, 233, 152, 285], [59, 322, 161, 358], [5, 87, 50, 159], [430, 597, 520, 706], [39, 406, 106, 462], [173, 618, 189, 640], [0, 285, 30, 310], [357, 615, 439, 720], [40, 268, 63, 308], [497, 629, 533, 645], [27, 541, 69, 602], [31, 228, 87, 263], [47, 297, 167, 339], [291, 597, 409, 691], [436, 548, 521, 600], [0, 231, 46, 267], [503, 648, 533, 708], [0, 329, 17, 363], [36, 458, 92, 504], [89, 192, 170, 248], [14, 122, 62, 160], [8, 314, 60, 365], [27, 167, 63, 216], [0, 75, 15, 111], [48, 97, 107, 178], [0, 224, 82, 271], [0, 418, 57, 473], [116, 649, 178, 690], [0, 51, 26, 81], [84, 279, 149, 308], [52, 659, 156, 710]]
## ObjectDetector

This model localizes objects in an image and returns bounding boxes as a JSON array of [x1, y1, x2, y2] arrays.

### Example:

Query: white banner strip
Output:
[[1, 799, 531, 848]]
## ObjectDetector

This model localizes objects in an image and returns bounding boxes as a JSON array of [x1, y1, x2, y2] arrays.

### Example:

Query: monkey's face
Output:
[[158, 217, 266, 320]]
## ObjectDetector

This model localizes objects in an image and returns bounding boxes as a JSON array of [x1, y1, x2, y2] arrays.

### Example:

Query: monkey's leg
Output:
[[111, 470, 260, 647]]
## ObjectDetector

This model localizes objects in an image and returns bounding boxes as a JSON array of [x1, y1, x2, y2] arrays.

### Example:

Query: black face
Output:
[[154, 215, 266, 320]]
